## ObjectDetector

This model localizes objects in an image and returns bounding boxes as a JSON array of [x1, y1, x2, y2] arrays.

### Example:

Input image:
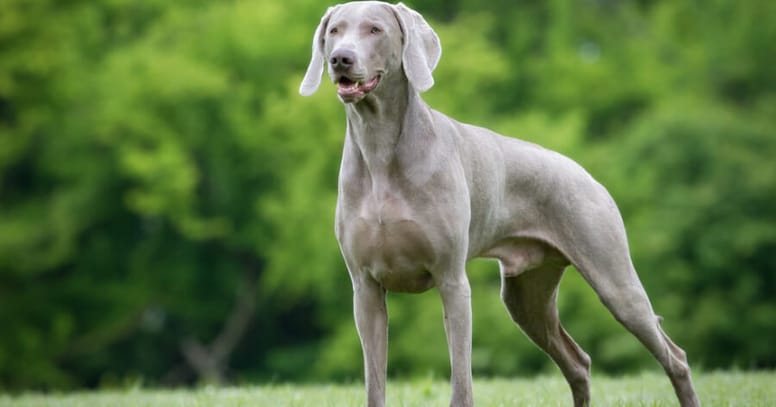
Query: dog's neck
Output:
[[343, 74, 422, 169]]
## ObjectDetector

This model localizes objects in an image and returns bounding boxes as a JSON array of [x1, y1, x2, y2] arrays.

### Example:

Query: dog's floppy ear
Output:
[[392, 3, 442, 93], [300, 6, 339, 96]]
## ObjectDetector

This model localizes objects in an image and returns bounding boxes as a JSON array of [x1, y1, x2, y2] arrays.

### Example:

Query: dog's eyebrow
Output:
[[327, 19, 348, 31], [359, 19, 385, 27]]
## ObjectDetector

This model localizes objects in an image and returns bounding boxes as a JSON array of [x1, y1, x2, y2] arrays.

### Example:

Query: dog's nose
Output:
[[330, 49, 356, 70]]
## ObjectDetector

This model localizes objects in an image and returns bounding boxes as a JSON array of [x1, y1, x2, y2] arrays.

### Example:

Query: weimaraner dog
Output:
[[300, 2, 700, 406]]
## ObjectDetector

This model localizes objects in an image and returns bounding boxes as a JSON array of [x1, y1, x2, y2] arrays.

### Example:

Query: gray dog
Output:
[[300, 2, 700, 406]]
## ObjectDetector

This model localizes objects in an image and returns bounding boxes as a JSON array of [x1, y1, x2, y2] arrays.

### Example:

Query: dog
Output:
[[300, 2, 700, 406]]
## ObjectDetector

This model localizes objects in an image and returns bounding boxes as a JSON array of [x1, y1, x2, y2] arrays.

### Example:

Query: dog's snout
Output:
[[330, 49, 356, 70]]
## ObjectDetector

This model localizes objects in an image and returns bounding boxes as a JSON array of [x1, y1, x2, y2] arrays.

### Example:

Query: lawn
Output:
[[3, 371, 774, 406]]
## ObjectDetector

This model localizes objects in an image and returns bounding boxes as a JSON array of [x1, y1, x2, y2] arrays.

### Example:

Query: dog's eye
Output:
[[370, 26, 382, 34], [329, 27, 339, 35]]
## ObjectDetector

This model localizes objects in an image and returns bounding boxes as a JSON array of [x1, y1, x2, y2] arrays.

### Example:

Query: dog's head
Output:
[[299, 1, 441, 103]]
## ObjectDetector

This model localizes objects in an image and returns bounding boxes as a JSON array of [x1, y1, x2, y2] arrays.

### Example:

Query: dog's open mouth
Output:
[[337, 75, 381, 99]]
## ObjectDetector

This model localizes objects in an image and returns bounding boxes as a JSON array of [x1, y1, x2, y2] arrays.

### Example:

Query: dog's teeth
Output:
[[355, 81, 360, 88]]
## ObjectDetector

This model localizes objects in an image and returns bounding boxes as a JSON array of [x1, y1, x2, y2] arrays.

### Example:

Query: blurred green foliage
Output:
[[1, 0, 775, 390]]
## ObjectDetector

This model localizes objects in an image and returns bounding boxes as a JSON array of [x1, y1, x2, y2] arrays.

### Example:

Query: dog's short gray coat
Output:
[[300, 2, 700, 406]]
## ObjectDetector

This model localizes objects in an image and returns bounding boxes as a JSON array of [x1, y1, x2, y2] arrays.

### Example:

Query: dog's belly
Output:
[[344, 216, 436, 293]]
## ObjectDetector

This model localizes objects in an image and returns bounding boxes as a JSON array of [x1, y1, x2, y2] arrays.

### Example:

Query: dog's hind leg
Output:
[[501, 263, 592, 407], [574, 255, 700, 407]]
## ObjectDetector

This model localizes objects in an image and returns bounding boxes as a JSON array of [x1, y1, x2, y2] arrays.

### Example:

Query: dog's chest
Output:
[[338, 189, 439, 293]]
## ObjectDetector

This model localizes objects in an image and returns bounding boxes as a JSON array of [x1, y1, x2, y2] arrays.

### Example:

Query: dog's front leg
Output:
[[439, 274, 474, 407], [353, 275, 388, 407]]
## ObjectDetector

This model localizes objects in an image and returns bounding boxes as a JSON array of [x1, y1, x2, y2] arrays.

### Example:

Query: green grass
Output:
[[3, 371, 774, 406]]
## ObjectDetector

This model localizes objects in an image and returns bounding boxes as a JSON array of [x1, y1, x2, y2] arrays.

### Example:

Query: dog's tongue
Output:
[[338, 80, 361, 96]]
